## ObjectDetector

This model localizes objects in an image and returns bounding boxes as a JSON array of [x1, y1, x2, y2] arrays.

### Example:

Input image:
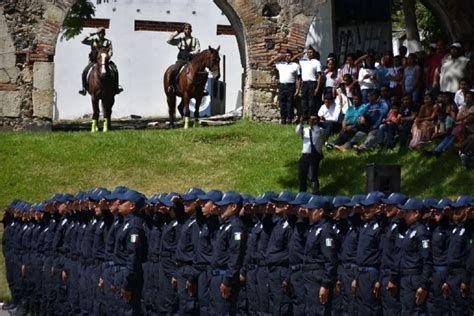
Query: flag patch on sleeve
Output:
[[234, 232, 242, 241], [422, 239, 430, 249], [325, 238, 335, 248], [130, 234, 140, 243]]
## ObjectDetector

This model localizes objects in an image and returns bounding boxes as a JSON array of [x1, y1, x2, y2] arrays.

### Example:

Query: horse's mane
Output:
[[189, 48, 217, 65]]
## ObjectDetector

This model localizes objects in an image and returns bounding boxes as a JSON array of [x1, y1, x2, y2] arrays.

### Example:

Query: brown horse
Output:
[[87, 47, 116, 132], [164, 46, 221, 128]]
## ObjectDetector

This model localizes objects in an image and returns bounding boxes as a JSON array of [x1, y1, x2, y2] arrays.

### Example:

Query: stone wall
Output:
[[0, 0, 473, 130]]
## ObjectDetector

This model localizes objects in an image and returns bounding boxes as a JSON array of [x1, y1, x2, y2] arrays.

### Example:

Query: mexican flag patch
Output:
[[325, 238, 335, 248], [130, 234, 140, 243], [233, 232, 242, 241], [422, 239, 430, 249]]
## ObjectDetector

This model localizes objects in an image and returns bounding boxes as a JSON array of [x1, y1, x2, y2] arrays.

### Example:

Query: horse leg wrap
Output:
[[193, 119, 200, 128], [103, 119, 109, 132], [91, 120, 98, 133], [184, 117, 190, 129]]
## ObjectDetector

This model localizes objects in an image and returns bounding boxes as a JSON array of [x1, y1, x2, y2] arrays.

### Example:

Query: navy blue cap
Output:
[[197, 189, 223, 202], [422, 198, 439, 209], [360, 191, 385, 206], [160, 192, 180, 207], [381, 193, 408, 205], [433, 198, 455, 210], [148, 194, 161, 204], [181, 187, 206, 201], [33, 203, 45, 212], [254, 192, 278, 205], [344, 194, 367, 207], [242, 194, 256, 205], [301, 196, 329, 209], [89, 188, 111, 202], [105, 186, 128, 201], [57, 193, 76, 203], [272, 191, 297, 203], [289, 192, 313, 205], [398, 198, 426, 212], [332, 196, 351, 208], [215, 192, 243, 206], [47, 193, 64, 204], [8, 199, 21, 209], [20, 202, 32, 212], [451, 195, 474, 208], [121, 189, 146, 209]]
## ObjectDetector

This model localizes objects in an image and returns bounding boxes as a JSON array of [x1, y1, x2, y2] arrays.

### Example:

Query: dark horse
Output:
[[87, 47, 116, 132], [164, 46, 221, 128]]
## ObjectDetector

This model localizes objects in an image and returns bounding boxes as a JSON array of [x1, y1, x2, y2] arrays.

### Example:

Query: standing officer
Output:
[[113, 189, 147, 316], [79, 27, 122, 96], [175, 187, 205, 315], [379, 192, 408, 316], [210, 192, 247, 315], [352, 192, 385, 315], [466, 200, 474, 316], [268, 50, 301, 124], [301, 195, 337, 316], [266, 191, 296, 315], [397, 198, 433, 315], [286, 192, 312, 316], [444, 196, 473, 315], [427, 198, 454, 315]]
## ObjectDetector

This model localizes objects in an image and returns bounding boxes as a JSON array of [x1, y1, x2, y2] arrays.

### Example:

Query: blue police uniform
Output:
[[52, 211, 71, 314], [426, 199, 453, 316], [466, 209, 474, 316], [210, 213, 246, 315], [397, 199, 433, 315]]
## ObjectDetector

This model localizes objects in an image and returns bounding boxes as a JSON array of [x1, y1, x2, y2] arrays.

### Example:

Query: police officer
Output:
[[253, 191, 279, 316], [397, 198, 433, 315], [444, 195, 473, 315], [175, 187, 205, 315], [379, 192, 408, 316], [266, 191, 296, 315], [79, 27, 122, 96], [427, 198, 454, 315], [352, 191, 385, 315], [195, 189, 223, 315], [466, 200, 474, 316], [113, 189, 147, 316], [210, 192, 247, 315], [286, 192, 312, 316], [167, 23, 201, 94], [301, 195, 337, 316]]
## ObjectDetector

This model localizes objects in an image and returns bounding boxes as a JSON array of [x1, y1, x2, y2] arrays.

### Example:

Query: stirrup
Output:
[[78, 88, 87, 96], [116, 86, 123, 94]]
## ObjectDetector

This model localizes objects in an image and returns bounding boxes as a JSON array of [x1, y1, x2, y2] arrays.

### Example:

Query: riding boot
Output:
[[91, 120, 98, 133], [311, 181, 320, 195], [103, 118, 109, 132], [184, 117, 190, 129]]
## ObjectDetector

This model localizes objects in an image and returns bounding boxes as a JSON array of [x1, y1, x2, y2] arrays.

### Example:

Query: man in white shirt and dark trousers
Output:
[[292, 47, 323, 122], [296, 116, 326, 194], [268, 50, 301, 124]]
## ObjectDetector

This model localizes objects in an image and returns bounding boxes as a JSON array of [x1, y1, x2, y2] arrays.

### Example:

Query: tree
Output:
[[402, 0, 422, 52], [60, 0, 96, 41]]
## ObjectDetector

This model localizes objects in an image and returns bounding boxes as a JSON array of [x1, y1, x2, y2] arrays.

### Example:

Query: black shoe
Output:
[[78, 88, 87, 96], [280, 119, 287, 125], [116, 86, 124, 94]]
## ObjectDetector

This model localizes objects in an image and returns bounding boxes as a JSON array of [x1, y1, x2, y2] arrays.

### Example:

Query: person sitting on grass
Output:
[[409, 93, 438, 150], [318, 92, 342, 137], [375, 102, 401, 151], [432, 102, 457, 139], [425, 90, 474, 157], [459, 134, 474, 168], [327, 94, 366, 151], [398, 93, 419, 151]]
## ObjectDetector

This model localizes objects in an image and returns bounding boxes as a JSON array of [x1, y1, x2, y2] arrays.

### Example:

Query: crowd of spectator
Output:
[[271, 40, 474, 168]]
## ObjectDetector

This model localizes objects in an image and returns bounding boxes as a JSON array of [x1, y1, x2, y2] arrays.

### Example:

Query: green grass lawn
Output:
[[0, 119, 472, 301]]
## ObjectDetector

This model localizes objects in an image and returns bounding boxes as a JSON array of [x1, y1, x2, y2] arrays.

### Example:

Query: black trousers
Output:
[[301, 81, 317, 120], [298, 152, 322, 193], [279, 83, 296, 122]]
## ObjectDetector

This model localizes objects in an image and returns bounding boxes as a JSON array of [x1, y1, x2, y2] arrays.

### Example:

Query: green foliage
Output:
[[60, 0, 95, 41], [0, 120, 472, 300]]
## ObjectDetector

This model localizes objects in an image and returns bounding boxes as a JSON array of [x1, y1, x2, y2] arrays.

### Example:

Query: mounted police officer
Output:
[[167, 23, 201, 94], [79, 27, 122, 96]]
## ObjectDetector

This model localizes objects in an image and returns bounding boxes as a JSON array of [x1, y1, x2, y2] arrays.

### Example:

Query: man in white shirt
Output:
[[296, 116, 326, 194], [268, 50, 301, 124], [318, 93, 342, 136], [436, 42, 470, 100], [293, 47, 323, 122], [454, 78, 472, 109]]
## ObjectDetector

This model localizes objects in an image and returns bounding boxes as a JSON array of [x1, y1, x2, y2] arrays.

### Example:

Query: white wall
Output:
[[305, 0, 334, 64], [54, 0, 243, 120]]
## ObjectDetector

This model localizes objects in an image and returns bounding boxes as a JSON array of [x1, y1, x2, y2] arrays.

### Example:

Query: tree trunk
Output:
[[402, 0, 422, 52]]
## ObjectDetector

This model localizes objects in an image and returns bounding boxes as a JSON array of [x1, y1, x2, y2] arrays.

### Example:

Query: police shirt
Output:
[[356, 219, 382, 268], [265, 215, 293, 266], [431, 219, 453, 267], [447, 221, 470, 283]]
